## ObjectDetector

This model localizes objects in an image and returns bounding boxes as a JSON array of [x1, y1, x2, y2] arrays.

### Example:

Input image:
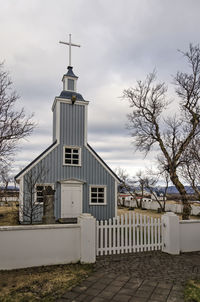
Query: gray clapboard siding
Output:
[[60, 103, 85, 146], [23, 142, 115, 221]]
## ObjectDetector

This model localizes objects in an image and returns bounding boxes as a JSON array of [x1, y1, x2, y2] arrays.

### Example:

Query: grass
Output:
[[184, 280, 200, 302], [0, 263, 93, 302], [117, 206, 200, 220], [0, 205, 19, 226]]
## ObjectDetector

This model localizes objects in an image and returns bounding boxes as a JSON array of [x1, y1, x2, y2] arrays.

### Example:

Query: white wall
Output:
[[0, 214, 96, 270], [121, 198, 200, 216], [0, 224, 80, 270], [180, 220, 200, 252], [162, 212, 200, 255]]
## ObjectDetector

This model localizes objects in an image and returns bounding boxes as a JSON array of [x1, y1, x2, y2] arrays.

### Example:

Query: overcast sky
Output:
[[1, 0, 200, 178]]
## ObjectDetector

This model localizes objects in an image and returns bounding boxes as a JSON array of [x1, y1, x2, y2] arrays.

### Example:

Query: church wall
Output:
[[22, 142, 115, 222], [60, 102, 85, 146], [52, 108, 56, 142], [21, 98, 116, 222]]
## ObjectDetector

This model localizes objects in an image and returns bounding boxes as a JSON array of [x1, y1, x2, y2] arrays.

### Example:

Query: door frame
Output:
[[60, 178, 84, 218]]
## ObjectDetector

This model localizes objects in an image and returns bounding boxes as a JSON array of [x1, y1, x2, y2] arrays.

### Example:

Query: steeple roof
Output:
[[64, 66, 78, 79]]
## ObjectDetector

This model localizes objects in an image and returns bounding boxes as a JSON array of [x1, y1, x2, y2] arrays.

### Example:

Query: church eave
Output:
[[15, 140, 58, 181]]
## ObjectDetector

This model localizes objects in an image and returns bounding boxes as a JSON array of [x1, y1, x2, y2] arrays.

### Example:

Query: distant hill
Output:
[[119, 185, 196, 195], [166, 186, 195, 194]]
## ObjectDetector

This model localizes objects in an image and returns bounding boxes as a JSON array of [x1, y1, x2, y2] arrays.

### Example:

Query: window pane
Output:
[[98, 193, 104, 198], [37, 192, 43, 197], [65, 154, 71, 158], [73, 154, 79, 159], [36, 185, 43, 191], [98, 188, 104, 192], [65, 159, 71, 164], [91, 188, 97, 192], [37, 197, 43, 203], [98, 199, 104, 203], [91, 193, 97, 198], [68, 79, 74, 91], [73, 149, 78, 153], [91, 198, 97, 203], [73, 159, 78, 165], [65, 148, 71, 153]]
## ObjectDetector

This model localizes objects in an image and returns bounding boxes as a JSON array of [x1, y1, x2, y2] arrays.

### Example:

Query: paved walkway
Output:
[[58, 251, 200, 302]]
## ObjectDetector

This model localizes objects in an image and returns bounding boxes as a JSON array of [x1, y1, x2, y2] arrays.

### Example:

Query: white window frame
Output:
[[63, 146, 81, 166], [35, 183, 54, 204], [89, 185, 107, 205]]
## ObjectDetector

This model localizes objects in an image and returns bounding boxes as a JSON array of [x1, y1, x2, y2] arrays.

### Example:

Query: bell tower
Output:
[[52, 34, 88, 145], [62, 66, 78, 92]]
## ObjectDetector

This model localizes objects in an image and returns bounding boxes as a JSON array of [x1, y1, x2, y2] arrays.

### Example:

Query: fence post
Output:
[[78, 213, 96, 263], [162, 212, 180, 255]]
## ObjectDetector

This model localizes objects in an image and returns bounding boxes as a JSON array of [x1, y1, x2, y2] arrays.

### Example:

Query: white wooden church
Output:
[[15, 35, 120, 223]]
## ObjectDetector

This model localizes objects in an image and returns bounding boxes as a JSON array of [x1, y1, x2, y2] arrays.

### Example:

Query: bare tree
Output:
[[116, 167, 141, 208], [180, 138, 200, 200], [143, 170, 169, 212], [20, 167, 48, 224], [0, 164, 12, 203], [123, 44, 200, 219], [0, 62, 35, 163]]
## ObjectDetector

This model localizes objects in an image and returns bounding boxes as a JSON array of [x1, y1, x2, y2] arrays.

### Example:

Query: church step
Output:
[[57, 218, 77, 224]]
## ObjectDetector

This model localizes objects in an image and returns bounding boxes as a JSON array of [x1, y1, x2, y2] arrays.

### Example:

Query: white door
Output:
[[61, 184, 82, 218]]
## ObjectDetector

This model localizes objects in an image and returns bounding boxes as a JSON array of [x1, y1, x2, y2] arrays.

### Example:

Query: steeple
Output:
[[59, 34, 84, 102], [62, 66, 78, 92]]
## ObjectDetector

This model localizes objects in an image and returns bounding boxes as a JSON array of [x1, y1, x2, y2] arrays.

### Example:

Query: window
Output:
[[90, 186, 106, 205], [68, 79, 74, 91], [63, 146, 81, 166], [35, 184, 54, 203]]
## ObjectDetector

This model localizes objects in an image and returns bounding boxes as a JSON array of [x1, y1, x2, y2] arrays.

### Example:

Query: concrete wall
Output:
[[122, 198, 200, 216], [0, 214, 96, 270], [180, 220, 200, 252], [162, 212, 200, 255]]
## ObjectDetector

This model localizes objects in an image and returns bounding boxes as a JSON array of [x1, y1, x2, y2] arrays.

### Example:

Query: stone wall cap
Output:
[[0, 224, 80, 231]]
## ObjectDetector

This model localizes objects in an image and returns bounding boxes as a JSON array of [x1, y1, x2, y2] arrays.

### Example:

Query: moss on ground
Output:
[[184, 280, 200, 302], [0, 263, 93, 302]]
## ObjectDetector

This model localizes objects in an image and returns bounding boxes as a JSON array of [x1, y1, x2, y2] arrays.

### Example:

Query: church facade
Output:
[[15, 64, 120, 223]]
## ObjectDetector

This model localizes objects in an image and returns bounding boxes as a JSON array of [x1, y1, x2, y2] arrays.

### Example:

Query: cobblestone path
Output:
[[57, 251, 200, 302]]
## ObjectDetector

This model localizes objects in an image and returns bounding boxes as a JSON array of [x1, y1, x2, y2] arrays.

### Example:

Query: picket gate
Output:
[[96, 212, 162, 256]]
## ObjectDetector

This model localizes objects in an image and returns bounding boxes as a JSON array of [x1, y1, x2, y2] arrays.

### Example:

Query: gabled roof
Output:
[[15, 140, 58, 180], [15, 140, 121, 183], [87, 143, 121, 183]]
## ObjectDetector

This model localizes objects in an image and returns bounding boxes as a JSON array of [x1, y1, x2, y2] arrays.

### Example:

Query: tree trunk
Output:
[[170, 171, 191, 220]]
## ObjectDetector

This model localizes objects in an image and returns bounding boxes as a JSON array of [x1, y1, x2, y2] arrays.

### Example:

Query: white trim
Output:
[[62, 75, 77, 92], [84, 105, 88, 146], [89, 185, 107, 205], [59, 178, 85, 184], [115, 180, 118, 217], [61, 182, 83, 218], [52, 97, 89, 112], [35, 183, 55, 204], [63, 75, 77, 92], [86, 145, 120, 183], [19, 177, 24, 222], [55, 101, 60, 143], [63, 145, 82, 166]]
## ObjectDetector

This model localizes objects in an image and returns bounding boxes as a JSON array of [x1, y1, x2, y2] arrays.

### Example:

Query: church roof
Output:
[[64, 66, 78, 78], [15, 140, 58, 180], [58, 90, 85, 101]]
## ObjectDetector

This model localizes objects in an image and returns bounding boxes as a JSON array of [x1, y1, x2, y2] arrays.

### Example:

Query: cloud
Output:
[[0, 0, 199, 177]]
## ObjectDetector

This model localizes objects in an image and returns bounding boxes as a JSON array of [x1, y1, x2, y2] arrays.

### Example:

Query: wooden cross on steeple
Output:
[[59, 34, 81, 67]]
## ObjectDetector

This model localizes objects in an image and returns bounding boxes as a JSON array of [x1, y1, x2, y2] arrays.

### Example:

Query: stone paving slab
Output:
[[58, 251, 200, 302]]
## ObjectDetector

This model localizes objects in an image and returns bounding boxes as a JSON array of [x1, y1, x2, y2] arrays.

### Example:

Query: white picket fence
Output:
[[96, 213, 162, 256]]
